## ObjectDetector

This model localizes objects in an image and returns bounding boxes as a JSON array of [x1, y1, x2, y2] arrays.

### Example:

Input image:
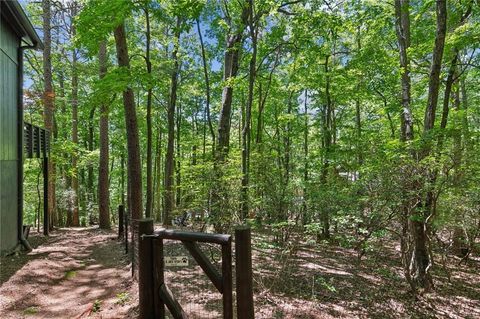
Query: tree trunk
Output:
[[154, 129, 162, 221], [114, 23, 143, 220], [164, 17, 181, 226], [145, 7, 153, 218], [176, 103, 182, 208], [422, 0, 447, 135], [215, 4, 249, 162], [98, 41, 110, 229], [303, 89, 309, 225], [42, 0, 56, 230], [394, 0, 413, 142], [355, 27, 363, 167], [216, 33, 242, 161], [71, 3, 79, 226], [88, 106, 96, 204], [395, 0, 447, 293], [196, 19, 215, 153], [320, 55, 332, 239], [211, 4, 249, 230], [241, 0, 257, 220]]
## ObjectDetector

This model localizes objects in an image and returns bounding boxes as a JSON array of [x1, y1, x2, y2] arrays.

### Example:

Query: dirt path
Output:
[[0, 228, 137, 319]]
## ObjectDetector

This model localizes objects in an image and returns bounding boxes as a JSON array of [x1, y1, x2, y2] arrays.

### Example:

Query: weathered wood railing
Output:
[[138, 220, 234, 319], [137, 219, 255, 319]]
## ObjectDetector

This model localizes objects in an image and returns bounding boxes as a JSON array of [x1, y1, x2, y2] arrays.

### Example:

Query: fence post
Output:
[[153, 237, 165, 318], [124, 211, 129, 254], [118, 205, 124, 239], [235, 225, 254, 319], [222, 237, 233, 319], [138, 218, 154, 319], [43, 157, 49, 236]]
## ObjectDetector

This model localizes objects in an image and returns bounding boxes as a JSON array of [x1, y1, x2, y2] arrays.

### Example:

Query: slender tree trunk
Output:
[[320, 55, 332, 239], [98, 41, 110, 229], [154, 129, 162, 221], [355, 28, 363, 167], [71, 3, 79, 226], [211, 5, 249, 230], [216, 5, 249, 162], [164, 17, 181, 226], [216, 33, 242, 161], [422, 0, 447, 135], [241, 0, 257, 220], [114, 23, 143, 220], [145, 7, 153, 218], [395, 0, 415, 290], [88, 106, 96, 204], [395, 0, 447, 293], [395, 0, 414, 142], [414, 0, 447, 292], [303, 89, 309, 225], [120, 152, 125, 206], [196, 20, 215, 153], [176, 104, 182, 208], [449, 43, 469, 258], [42, 0, 56, 230]]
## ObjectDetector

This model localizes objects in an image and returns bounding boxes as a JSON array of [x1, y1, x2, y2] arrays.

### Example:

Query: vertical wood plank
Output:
[[235, 226, 254, 318], [154, 238, 165, 318], [138, 219, 154, 319], [222, 238, 233, 319], [43, 157, 49, 236]]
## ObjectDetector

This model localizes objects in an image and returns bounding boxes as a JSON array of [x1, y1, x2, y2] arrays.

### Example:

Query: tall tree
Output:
[[216, 2, 249, 161], [164, 17, 182, 226], [114, 23, 143, 220], [144, 5, 154, 218], [240, 0, 258, 220], [196, 19, 215, 152], [42, 0, 56, 230], [98, 40, 110, 229], [395, 0, 447, 292], [70, 2, 80, 227]]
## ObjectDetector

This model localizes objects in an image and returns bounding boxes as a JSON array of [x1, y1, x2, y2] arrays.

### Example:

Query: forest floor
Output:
[[0, 227, 479, 318]]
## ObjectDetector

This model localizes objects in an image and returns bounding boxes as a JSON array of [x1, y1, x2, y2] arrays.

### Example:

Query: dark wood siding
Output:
[[0, 18, 20, 253]]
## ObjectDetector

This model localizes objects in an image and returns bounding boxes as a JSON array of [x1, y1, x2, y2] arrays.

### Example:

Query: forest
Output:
[[1, 0, 480, 318]]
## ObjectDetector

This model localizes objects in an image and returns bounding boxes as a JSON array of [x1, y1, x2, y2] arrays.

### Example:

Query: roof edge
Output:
[[2, 0, 43, 50]]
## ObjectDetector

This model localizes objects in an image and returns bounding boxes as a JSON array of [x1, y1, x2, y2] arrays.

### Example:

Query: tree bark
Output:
[[303, 89, 309, 225], [71, 4, 79, 226], [320, 55, 333, 239], [216, 5, 249, 162], [42, 0, 56, 230], [394, 0, 413, 142], [114, 23, 143, 220], [88, 106, 96, 204], [176, 103, 182, 208], [145, 7, 153, 218], [164, 17, 181, 226], [422, 0, 447, 135], [154, 128, 163, 221], [211, 3, 249, 230], [241, 0, 257, 220], [98, 41, 110, 229], [394, 0, 447, 293], [196, 20, 215, 153]]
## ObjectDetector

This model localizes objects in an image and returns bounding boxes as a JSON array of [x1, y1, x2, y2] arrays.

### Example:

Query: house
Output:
[[1, 0, 44, 255]]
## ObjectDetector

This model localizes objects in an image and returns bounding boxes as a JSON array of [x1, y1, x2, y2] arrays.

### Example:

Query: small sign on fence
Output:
[[165, 256, 189, 267]]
